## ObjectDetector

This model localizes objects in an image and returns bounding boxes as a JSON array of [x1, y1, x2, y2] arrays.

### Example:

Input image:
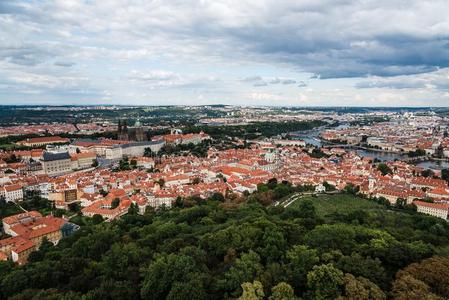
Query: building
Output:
[[105, 140, 165, 160], [3, 184, 24, 203], [413, 200, 449, 220], [70, 152, 96, 170], [40, 151, 72, 176], [1, 211, 68, 264], [117, 119, 146, 142], [16, 136, 70, 147], [48, 189, 78, 209], [2, 211, 43, 236]]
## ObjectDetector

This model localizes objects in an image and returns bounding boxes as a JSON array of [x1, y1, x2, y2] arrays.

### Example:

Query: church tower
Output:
[[134, 118, 146, 142], [118, 119, 129, 140]]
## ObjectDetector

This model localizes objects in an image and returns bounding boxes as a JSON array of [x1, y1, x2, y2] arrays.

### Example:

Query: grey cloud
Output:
[[281, 79, 296, 85], [5, 1, 449, 80], [355, 69, 449, 90], [297, 81, 307, 87], [241, 76, 263, 82], [54, 61, 75, 67]]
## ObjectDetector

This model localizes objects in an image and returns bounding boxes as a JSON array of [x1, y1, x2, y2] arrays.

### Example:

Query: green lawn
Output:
[[288, 193, 384, 217]]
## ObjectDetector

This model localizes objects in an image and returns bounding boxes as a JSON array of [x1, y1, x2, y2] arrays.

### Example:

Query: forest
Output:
[[1, 183, 449, 299]]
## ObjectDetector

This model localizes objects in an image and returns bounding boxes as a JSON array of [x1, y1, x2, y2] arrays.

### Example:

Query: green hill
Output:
[[1, 192, 449, 299]]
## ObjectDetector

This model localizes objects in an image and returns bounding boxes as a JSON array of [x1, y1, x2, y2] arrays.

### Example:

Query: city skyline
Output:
[[1, 1, 449, 107]]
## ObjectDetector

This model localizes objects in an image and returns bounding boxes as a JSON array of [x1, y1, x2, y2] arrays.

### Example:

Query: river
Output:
[[290, 124, 448, 169]]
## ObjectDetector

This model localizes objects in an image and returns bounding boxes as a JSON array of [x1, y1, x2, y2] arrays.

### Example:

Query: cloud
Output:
[[1, 0, 449, 105], [355, 68, 449, 90], [54, 61, 75, 67], [127, 70, 180, 82], [243, 76, 297, 86], [241, 76, 263, 82]]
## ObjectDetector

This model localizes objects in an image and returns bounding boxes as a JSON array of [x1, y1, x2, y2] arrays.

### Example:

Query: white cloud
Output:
[[0, 0, 449, 105]]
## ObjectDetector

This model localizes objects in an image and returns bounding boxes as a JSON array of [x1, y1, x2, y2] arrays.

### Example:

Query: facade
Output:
[[105, 140, 165, 160], [3, 184, 24, 203], [41, 151, 72, 176], [16, 136, 70, 147], [1, 211, 67, 264], [117, 119, 146, 142], [71, 152, 96, 170], [413, 200, 448, 220]]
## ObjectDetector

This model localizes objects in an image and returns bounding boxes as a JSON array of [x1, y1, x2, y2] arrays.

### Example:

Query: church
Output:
[[117, 119, 146, 142]]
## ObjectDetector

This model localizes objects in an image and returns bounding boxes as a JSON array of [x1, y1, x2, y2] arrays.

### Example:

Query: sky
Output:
[[1, 0, 449, 107]]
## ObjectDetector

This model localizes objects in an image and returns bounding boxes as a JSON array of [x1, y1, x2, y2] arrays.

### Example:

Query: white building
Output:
[[413, 200, 448, 220], [105, 141, 165, 160], [40, 151, 72, 177], [3, 184, 23, 203]]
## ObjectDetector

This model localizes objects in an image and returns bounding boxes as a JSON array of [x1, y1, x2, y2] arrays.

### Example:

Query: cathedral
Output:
[[117, 119, 146, 141]]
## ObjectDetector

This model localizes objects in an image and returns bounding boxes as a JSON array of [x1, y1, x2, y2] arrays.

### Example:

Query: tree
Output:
[[237, 281, 265, 300], [92, 214, 104, 224], [391, 274, 441, 300], [377, 163, 392, 176], [306, 264, 344, 300], [267, 178, 278, 189], [340, 273, 386, 300], [295, 199, 317, 219], [128, 203, 139, 215], [144, 147, 154, 157], [91, 159, 99, 167], [421, 169, 435, 178], [210, 192, 225, 202], [269, 282, 295, 300], [260, 227, 287, 264], [27, 238, 53, 263], [286, 245, 319, 291], [336, 253, 386, 287], [111, 198, 120, 209], [442, 169, 449, 183], [323, 181, 336, 191], [222, 251, 264, 297], [343, 183, 360, 195], [393, 256, 449, 298], [141, 253, 206, 300]]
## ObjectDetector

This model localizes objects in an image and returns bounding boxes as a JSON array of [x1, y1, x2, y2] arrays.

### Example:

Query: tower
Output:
[[118, 119, 129, 141], [118, 120, 122, 135], [134, 118, 146, 142]]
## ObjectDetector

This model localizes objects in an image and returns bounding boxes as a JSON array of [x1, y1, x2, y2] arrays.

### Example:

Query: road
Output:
[[274, 190, 341, 208]]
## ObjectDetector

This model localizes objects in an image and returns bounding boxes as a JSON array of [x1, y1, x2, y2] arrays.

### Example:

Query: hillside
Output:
[[1, 192, 449, 299]]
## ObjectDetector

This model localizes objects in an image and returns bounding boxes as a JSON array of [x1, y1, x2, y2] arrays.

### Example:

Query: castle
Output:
[[117, 119, 146, 142]]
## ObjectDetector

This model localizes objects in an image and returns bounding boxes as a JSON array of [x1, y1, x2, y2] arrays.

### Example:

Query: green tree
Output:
[[91, 159, 99, 167], [286, 245, 319, 291], [421, 169, 434, 178], [377, 163, 392, 176], [141, 253, 206, 300], [441, 169, 449, 182], [306, 264, 344, 300], [92, 214, 104, 224], [269, 282, 296, 300], [222, 251, 264, 297], [238, 281, 265, 300], [111, 198, 120, 209]]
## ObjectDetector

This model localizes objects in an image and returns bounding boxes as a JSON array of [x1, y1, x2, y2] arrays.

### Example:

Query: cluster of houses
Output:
[[1, 129, 449, 264], [321, 116, 449, 157], [1, 140, 449, 222]]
